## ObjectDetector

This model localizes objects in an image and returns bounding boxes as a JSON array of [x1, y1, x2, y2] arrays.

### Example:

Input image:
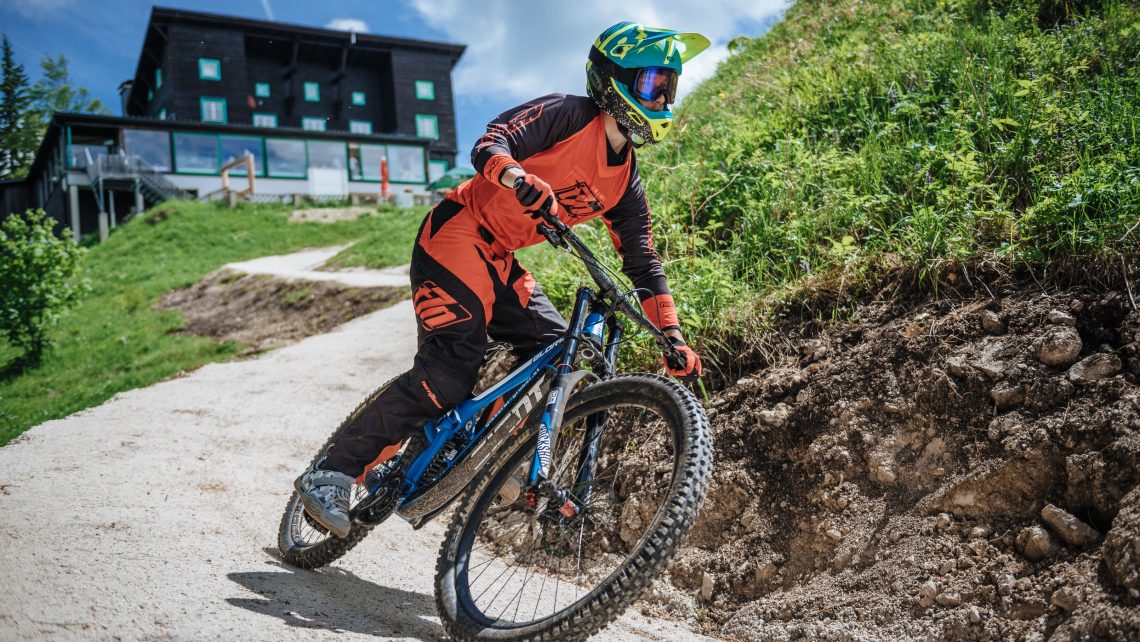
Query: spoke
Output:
[[473, 525, 541, 608], [533, 544, 555, 621], [503, 544, 539, 623], [575, 520, 586, 602], [552, 534, 563, 619], [467, 512, 531, 556], [483, 532, 542, 615], [470, 517, 536, 589]]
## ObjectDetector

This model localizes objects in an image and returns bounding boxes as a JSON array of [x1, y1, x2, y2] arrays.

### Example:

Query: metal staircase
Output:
[[85, 150, 190, 216]]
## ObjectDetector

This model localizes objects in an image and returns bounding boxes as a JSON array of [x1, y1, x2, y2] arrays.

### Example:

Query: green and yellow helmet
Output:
[[586, 22, 710, 146]]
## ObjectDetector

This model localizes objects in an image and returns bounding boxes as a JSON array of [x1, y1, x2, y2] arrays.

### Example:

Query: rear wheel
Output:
[[435, 374, 712, 641], [278, 377, 397, 569]]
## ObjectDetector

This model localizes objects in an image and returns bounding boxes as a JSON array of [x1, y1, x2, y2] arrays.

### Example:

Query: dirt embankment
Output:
[[158, 269, 407, 354], [637, 285, 1139, 641]]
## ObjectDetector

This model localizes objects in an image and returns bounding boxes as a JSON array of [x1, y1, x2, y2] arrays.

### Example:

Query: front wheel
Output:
[[435, 374, 713, 642]]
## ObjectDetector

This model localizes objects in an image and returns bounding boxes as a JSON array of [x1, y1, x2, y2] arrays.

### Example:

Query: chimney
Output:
[[118, 81, 134, 116]]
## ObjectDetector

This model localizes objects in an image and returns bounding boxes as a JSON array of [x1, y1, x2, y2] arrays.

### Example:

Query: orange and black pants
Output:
[[322, 198, 566, 477]]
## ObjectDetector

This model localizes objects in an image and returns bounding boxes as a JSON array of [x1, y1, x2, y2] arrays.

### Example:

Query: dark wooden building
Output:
[[0, 6, 466, 240]]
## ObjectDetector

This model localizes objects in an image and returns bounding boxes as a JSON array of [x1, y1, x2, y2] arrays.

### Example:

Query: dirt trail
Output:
[[0, 254, 720, 641]]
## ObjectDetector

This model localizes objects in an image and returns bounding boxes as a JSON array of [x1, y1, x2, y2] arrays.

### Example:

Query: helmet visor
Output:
[[631, 67, 678, 105]]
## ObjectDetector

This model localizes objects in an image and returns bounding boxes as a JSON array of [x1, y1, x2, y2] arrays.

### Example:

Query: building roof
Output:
[[125, 7, 465, 111], [148, 6, 466, 58]]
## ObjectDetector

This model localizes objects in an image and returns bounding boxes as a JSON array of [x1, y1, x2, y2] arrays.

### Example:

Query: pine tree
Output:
[[30, 53, 110, 127], [0, 35, 37, 180]]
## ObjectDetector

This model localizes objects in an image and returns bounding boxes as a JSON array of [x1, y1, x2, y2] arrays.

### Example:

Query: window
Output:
[[147, 89, 153, 102], [252, 113, 277, 128], [155, 67, 162, 89], [303, 82, 320, 102], [349, 120, 372, 135], [348, 143, 386, 181], [220, 135, 264, 177], [265, 138, 307, 177], [415, 80, 435, 100], [351, 91, 366, 106], [200, 97, 227, 123], [123, 129, 171, 172], [158, 107, 167, 120], [254, 82, 270, 98], [388, 145, 425, 183], [173, 133, 219, 174], [428, 159, 448, 183], [415, 114, 439, 140], [308, 140, 346, 170], [301, 117, 327, 132], [198, 58, 221, 81]]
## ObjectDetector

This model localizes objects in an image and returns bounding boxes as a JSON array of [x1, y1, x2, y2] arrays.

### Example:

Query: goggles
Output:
[[630, 67, 678, 105]]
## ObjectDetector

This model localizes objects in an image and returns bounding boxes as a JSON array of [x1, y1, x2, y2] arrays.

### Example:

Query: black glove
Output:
[[513, 174, 559, 217]]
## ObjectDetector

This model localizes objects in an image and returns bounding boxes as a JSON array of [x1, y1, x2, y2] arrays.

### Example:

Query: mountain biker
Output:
[[296, 21, 710, 538]]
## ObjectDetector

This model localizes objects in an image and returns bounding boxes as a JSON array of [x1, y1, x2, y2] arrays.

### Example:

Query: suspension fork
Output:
[[571, 315, 622, 508], [530, 287, 592, 487]]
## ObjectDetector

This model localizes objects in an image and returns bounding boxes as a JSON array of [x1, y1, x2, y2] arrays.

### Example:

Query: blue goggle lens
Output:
[[631, 67, 678, 104]]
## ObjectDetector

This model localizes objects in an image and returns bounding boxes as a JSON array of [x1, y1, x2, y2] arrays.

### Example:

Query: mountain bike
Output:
[[278, 205, 713, 641]]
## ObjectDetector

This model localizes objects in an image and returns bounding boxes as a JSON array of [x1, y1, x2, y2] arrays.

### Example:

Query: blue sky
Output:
[[1, 0, 787, 164]]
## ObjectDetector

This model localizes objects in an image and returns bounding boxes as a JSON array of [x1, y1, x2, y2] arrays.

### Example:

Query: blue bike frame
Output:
[[389, 287, 616, 528]]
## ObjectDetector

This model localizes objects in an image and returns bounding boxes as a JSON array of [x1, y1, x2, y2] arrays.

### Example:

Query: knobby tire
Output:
[[434, 374, 713, 641]]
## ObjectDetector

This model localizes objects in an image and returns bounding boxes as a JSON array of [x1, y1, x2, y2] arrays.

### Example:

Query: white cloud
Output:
[[4, 0, 75, 20], [406, 0, 787, 105], [325, 18, 371, 33]]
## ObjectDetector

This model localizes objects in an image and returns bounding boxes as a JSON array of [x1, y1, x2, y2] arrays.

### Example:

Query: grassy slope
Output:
[[526, 0, 1140, 373], [0, 201, 419, 445]]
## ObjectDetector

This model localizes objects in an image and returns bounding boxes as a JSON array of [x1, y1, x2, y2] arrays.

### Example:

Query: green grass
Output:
[[323, 204, 428, 269], [0, 200, 420, 445], [527, 0, 1140, 373]]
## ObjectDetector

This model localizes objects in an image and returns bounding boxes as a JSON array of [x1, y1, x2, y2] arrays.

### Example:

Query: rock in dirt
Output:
[[1036, 326, 1083, 367], [701, 571, 715, 602], [936, 591, 962, 606], [981, 310, 1006, 334], [1051, 586, 1080, 611], [990, 381, 1024, 409], [1017, 525, 1059, 561], [801, 339, 830, 364], [1104, 487, 1140, 595], [1068, 353, 1123, 384], [917, 579, 939, 608], [1041, 504, 1101, 546], [1047, 309, 1077, 326], [757, 403, 789, 430]]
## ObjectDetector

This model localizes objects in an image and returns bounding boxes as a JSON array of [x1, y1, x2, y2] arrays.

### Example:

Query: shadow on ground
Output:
[[227, 551, 443, 641]]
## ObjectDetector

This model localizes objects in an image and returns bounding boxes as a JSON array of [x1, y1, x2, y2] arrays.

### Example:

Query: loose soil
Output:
[[627, 284, 1140, 640], [158, 269, 407, 354], [289, 206, 377, 223]]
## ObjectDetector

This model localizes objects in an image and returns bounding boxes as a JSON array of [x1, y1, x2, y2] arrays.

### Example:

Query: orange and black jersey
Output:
[[453, 93, 677, 329]]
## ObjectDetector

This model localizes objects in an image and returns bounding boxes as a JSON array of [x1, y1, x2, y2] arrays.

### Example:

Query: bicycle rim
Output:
[[452, 390, 686, 630]]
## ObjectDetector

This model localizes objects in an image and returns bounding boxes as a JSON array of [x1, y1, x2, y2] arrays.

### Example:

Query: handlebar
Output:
[[530, 202, 682, 362]]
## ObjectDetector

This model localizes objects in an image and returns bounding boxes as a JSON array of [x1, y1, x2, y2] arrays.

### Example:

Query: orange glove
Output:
[[664, 337, 702, 381]]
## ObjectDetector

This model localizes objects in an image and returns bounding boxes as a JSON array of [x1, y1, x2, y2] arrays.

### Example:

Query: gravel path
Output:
[[0, 248, 716, 641], [224, 245, 411, 288]]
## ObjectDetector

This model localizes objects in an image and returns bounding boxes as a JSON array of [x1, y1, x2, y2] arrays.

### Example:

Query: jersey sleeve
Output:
[[471, 93, 596, 186], [602, 154, 680, 331]]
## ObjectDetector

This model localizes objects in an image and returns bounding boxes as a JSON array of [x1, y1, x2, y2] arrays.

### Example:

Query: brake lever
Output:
[[663, 344, 686, 370], [536, 222, 566, 249]]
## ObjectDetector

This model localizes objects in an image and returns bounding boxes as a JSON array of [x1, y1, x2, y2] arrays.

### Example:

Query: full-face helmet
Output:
[[586, 22, 710, 146]]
